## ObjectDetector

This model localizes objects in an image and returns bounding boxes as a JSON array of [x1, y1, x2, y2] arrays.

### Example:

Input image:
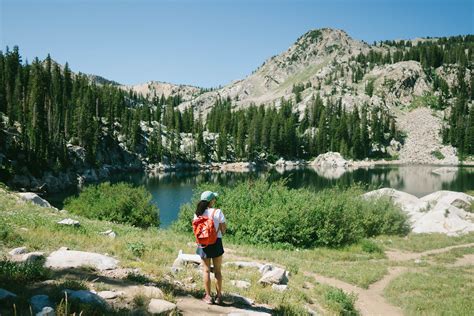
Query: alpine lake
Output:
[[47, 165, 474, 228]]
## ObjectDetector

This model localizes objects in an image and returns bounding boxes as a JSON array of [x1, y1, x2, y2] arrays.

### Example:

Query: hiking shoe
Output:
[[215, 295, 223, 305], [202, 295, 214, 305]]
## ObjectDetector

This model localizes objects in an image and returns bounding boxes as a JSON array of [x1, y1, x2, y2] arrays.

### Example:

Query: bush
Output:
[[325, 288, 358, 315], [431, 150, 445, 160], [0, 260, 50, 286], [174, 179, 409, 248], [360, 239, 384, 254], [64, 182, 159, 228]]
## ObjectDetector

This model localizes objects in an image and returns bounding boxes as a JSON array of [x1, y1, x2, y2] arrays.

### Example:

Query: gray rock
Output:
[[228, 293, 254, 306], [259, 264, 274, 275], [29, 295, 53, 314], [230, 280, 251, 289], [36, 306, 55, 316], [8, 246, 27, 256], [224, 261, 263, 270], [57, 218, 80, 226], [11, 251, 45, 264], [99, 230, 117, 238], [258, 267, 288, 285], [271, 284, 288, 292], [98, 291, 119, 300], [147, 298, 176, 314], [45, 249, 119, 271], [0, 288, 17, 301], [65, 290, 107, 307], [18, 192, 52, 208]]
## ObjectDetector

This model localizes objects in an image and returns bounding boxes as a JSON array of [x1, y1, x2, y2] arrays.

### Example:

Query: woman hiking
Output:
[[193, 191, 226, 305]]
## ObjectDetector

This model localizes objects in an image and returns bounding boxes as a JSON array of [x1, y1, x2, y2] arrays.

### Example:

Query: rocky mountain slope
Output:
[[171, 28, 458, 115]]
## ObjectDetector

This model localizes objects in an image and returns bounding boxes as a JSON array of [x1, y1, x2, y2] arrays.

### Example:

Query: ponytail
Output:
[[195, 200, 210, 216]]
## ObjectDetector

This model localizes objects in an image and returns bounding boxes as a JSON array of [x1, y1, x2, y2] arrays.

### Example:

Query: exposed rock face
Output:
[[397, 108, 459, 165], [363, 189, 474, 236], [178, 28, 371, 115], [45, 248, 119, 271], [17, 193, 52, 208], [123, 81, 201, 103]]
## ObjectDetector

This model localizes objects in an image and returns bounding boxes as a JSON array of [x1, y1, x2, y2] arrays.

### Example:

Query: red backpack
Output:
[[192, 208, 219, 247]]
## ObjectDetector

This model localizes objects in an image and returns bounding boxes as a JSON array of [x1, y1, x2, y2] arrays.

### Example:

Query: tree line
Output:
[[1, 46, 400, 179]]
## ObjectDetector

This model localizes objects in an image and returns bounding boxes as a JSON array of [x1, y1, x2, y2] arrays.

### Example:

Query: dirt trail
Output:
[[176, 296, 273, 315], [385, 243, 474, 261], [449, 254, 474, 267]]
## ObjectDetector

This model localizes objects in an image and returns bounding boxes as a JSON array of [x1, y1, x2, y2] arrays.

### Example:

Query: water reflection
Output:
[[48, 165, 474, 228]]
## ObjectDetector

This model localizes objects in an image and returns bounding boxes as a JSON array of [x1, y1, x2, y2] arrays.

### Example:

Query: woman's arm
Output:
[[219, 222, 227, 235]]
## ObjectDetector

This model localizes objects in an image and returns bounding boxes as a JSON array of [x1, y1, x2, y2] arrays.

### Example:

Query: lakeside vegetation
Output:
[[64, 182, 160, 228], [174, 179, 410, 248], [1, 184, 474, 315]]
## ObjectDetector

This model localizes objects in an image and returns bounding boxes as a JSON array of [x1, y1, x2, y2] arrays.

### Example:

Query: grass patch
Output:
[[385, 266, 474, 315], [377, 233, 474, 252]]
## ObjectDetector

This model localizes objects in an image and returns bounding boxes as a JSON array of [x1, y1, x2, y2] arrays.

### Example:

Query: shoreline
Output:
[[6, 157, 474, 195]]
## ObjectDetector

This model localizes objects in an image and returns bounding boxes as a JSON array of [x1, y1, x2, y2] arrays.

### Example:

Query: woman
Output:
[[194, 190, 227, 305]]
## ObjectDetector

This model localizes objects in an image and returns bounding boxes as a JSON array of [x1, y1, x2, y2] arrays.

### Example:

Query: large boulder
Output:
[[17, 192, 52, 208], [311, 152, 350, 168], [45, 249, 119, 271], [420, 191, 473, 212], [147, 299, 176, 314], [258, 267, 288, 285], [362, 188, 428, 217], [364, 189, 474, 236]]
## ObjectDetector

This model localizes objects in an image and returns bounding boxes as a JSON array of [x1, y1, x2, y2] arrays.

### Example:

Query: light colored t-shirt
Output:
[[194, 208, 225, 238]]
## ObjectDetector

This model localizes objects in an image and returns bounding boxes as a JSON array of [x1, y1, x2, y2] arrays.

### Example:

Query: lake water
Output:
[[48, 165, 474, 228]]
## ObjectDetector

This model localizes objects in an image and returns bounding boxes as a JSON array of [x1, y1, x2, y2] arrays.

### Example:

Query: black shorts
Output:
[[196, 238, 224, 259]]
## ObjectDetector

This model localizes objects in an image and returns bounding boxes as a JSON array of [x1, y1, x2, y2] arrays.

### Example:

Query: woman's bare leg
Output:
[[212, 255, 223, 298], [201, 258, 212, 297]]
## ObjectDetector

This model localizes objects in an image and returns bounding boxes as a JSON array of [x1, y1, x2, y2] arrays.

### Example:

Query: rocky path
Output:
[[396, 107, 458, 164], [176, 296, 272, 315]]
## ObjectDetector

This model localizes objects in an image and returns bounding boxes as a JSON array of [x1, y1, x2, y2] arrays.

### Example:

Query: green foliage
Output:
[[325, 288, 358, 315], [431, 150, 445, 160], [127, 241, 147, 258], [360, 239, 384, 254], [0, 260, 50, 287], [174, 180, 409, 248], [64, 182, 159, 228]]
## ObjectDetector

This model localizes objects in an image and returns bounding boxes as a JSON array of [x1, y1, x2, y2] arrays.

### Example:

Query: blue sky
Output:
[[1, 0, 473, 87]]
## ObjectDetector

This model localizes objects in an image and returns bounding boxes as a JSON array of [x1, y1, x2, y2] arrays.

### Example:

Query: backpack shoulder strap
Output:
[[210, 208, 220, 233]]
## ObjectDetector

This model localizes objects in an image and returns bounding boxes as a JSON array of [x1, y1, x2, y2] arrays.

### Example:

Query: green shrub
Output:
[[174, 179, 409, 248], [360, 239, 383, 254], [325, 288, 358, 315], [0, 260, 50, 286], [431, 150, 445, 160], [64, 182, 159, 228], [127, 241, 147, 258]]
